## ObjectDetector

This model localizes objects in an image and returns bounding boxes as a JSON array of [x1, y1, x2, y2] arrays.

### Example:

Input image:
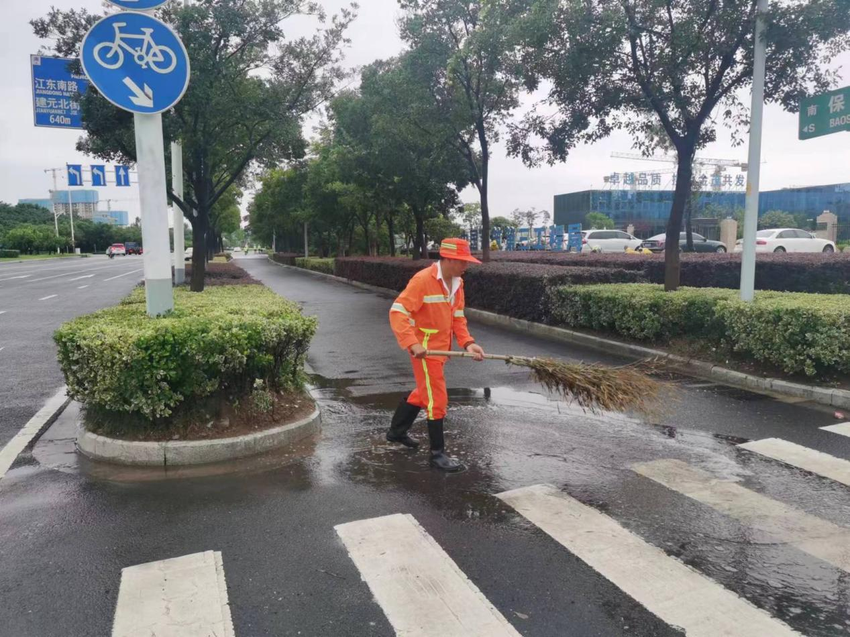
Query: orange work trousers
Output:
[[407, 355, 448, 420]]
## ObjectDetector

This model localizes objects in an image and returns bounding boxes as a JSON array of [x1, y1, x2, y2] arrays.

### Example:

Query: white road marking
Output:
[[0, 387, 68, 481], [112, 551, 235, 637], [633, 459, 850, 573], [739, 438, 850, 487], [77, 285, 89, 290], [497, 484, 799, 637], [0, 311, 6, 315], [821, 422, 850, 438], [104, 268, 143, 282], [69, 274, 95, 281], [27, 262, 135, 283], [335, 514, 521, 637], [0, 274, 31, 282], [39, 295, 58, 301]]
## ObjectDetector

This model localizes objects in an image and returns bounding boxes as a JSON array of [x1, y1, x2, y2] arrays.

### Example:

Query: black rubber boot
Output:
[[427, 419, 465, 473], [386, 400, 421, 449]]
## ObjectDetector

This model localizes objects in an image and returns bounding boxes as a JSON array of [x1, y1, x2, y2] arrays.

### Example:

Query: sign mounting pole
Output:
[[81, 2, 190, 316], [171, 142, 185, 284]]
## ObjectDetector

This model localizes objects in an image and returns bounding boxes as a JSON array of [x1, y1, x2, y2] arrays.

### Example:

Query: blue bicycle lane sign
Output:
[[80, 12, 190, 115]]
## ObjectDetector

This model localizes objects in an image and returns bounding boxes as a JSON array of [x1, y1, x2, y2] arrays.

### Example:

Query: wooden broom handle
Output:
[[426, 349, 517, 362]]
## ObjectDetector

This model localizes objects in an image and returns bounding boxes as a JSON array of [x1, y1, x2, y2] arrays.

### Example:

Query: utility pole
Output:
[[44, 168, 60, 240], [171, 142, 186, 284], [65, 177, 76, 248], [304, 222, 309, 258], [740, 0, 769, 302]]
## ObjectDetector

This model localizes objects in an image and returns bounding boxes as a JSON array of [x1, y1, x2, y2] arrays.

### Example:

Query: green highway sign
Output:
[[800, 86, 850, 140]]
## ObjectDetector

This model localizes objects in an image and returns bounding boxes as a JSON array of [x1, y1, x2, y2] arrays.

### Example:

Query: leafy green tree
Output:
[[424, 217, 464, 245], [489, 216, 517, 236], [513, 0, 850, 289], [585, 212, 614, 230], [759, 210, 796, 229], [398, 0, 530, 262], [32, 0, 355, 291], [250, 165, 310, 252]]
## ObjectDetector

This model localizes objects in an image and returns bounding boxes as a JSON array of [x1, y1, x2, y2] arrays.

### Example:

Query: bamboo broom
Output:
[[426, 350, 661, 413]]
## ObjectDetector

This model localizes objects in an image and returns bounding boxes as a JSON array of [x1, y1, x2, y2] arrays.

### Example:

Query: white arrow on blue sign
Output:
[[91, 164, 107, 186], [115, 165, 131, 187], [80, 12, 190, 115], [67, 164, 83, 186], [106, 0, 172, 9]]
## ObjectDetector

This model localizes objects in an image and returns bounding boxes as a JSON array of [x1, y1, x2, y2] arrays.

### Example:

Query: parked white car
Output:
[[734, 228, 836, 254], [581, 229, 643, 253]]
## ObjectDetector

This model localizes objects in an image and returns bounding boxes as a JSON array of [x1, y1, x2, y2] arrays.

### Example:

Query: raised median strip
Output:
[[269, 255, 850, 411], [76, 403, 321, 467]]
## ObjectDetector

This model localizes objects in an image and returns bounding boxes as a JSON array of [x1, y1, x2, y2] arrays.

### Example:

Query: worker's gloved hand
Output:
[[409, 344, 427, 359], [466, 343, 485, 362]]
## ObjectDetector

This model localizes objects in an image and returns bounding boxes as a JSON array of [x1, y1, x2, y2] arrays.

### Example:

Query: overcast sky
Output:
[[2, 0, 849, 224]]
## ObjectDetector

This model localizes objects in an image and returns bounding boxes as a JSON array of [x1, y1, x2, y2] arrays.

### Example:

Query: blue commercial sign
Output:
[[31, 55, 89, 129], [91, 165, 107, 186], [567, 224, 583, 252], [80, 12, 190, 115], [67, 164, 84, 186], [106, 0, 172, 9], [115, 165, 131, 187]]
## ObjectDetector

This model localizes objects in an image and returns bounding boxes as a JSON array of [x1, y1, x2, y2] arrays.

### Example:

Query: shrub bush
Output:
[[335, 257, 644, 322], [55, 286, 317, 421], [295, 257, 335, 275], [182, 261, 259, 286], [271, 252, 300, 266], [0, 249, 20, 258], [549, 283, 850, 376]]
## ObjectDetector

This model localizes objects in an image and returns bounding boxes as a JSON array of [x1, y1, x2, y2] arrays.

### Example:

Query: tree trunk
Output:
[[478, 125, 491, 263], [665, 146, 696, 291], [387, 212, 396, 257], [189, 214, 207, 292], [412, 209, 427, 261]]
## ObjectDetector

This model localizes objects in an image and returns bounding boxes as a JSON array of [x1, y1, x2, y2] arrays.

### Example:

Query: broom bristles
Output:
[[508, 356, 661, 413]]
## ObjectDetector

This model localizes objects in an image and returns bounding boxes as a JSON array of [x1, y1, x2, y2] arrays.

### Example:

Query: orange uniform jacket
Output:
[[389, 263, 475, 354]]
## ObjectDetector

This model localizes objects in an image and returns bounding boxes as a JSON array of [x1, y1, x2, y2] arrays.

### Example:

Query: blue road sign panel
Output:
[[107, 0, 172, 9], [67, 165, 84, 186], [80, 12, 190, 115], [91, 165, 107, 186], [567, 224, 582, 252], [31, 56, 89, 129], [115, 165, 131, 187]]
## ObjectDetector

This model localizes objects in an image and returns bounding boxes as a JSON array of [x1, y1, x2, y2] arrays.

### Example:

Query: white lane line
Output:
[[104, 268, 143, 282], [633, 459, 850, 573], [27, 262, 135, 283], [739, 438, 850, 487], [77, 285, 89, 290], [0, 387, 68, 481], [821, 422, 850, 438], [112, 551, 235, 637], [335, 514, 520, 637], [69, 274, 95, 281], [0, 311, 6, 315], [39, 294, 58, 301], [0, 274, 31, 282], [497, 484, 799, 637]]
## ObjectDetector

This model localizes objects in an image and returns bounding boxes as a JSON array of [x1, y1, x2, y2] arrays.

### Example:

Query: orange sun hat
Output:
[[439, 238, 481, 264]]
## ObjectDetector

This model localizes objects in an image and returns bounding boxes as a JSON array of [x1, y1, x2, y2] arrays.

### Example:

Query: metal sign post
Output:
[[81, 8, 190, 316], [171, 142, 185, 284]]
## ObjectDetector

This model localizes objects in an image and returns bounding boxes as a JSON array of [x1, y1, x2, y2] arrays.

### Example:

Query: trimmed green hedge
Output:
[[0, 249, 20, 258], [549, 284, 850, 376], [295, 257, 335, 275], [55, 286, 317, 420]]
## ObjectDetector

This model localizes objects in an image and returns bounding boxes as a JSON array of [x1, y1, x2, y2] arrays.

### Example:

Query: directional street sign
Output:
[[31, 56, 89, 129], [106, 0, 172, 9], [115, 165, 131, 187], [91, 165, 107, 187], [67, 164, 83, 186], [799, 86, 850, 140], [80, 12, 190, 115]]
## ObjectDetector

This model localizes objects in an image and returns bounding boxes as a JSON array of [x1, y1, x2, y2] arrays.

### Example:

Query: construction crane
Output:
[[610, 152, 748, 170]]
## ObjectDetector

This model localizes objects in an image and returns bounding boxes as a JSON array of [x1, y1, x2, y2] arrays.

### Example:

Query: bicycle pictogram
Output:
[[93, 22, 177, 74]]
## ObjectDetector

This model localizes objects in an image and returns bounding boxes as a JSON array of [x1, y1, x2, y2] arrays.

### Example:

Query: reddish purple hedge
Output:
[[183, 261, 259, 286], [334, 257, 644, 322], [271, 253, 300, 266]]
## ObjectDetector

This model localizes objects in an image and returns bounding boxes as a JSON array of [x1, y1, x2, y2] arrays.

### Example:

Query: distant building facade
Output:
[[17, 190, 129, 227], [554, 183, 850, 239]]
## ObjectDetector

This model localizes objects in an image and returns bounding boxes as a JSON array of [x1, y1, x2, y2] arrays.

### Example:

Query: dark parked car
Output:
[[641, 232, 727, 253], [125, 242, 143, 255]]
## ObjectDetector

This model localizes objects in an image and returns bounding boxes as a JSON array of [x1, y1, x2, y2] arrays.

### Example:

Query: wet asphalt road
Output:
[[1, 254, 850, 636], [0, 255, 145, 449]]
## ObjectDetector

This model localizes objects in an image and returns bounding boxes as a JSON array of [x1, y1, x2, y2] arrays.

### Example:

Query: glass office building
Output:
[[554, 183, 850, 237]]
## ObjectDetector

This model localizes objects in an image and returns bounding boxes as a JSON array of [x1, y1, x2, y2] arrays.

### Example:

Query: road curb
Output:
[[76, 403, 322, 467], [267, 256, 850, 410]]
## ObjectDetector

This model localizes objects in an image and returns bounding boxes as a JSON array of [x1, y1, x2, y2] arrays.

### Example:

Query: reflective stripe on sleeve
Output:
[[423, 295, 448, 304], [391, 303, 410, 316], [453, 310, 464, 318]]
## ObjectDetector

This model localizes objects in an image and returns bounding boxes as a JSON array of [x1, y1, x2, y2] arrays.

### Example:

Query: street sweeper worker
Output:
[[387, 238, 486, 472]]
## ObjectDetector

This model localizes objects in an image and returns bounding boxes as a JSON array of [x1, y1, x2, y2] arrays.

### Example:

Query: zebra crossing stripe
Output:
[[496, 484, 799, 637], [633, 459, 850, 573], [739, 438, 850, 487], [335, 513, 521, 637], [821, 422, 850, 438], [112, 551, 235, 637]]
